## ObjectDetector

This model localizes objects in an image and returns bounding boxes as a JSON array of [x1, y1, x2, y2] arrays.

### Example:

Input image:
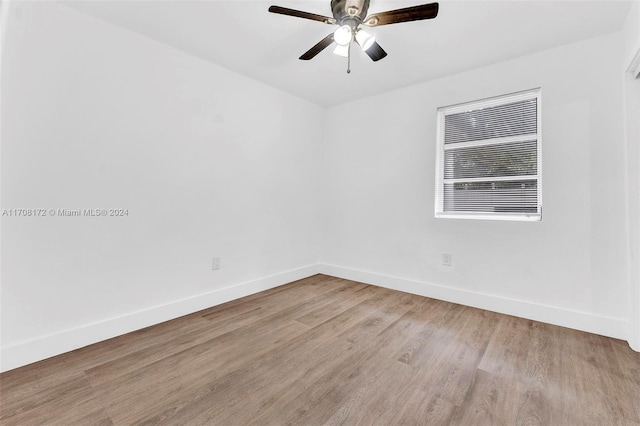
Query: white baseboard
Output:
[[2, 262, 632, 372], [0, 264, 320, 373], [318, 263, 628, 342]]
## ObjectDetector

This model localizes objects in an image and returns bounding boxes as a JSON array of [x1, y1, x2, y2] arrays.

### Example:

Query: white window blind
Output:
[[435, 89, 542, 221]]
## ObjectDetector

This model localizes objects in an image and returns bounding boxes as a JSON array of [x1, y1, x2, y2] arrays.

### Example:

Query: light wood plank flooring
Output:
[[1, 274, 639, 425]]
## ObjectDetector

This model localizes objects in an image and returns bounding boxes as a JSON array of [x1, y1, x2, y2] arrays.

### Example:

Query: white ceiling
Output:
[[64, 0, 632, 107]]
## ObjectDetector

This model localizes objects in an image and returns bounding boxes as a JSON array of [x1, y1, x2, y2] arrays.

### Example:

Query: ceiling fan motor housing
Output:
[[331, 0, 370, 23]]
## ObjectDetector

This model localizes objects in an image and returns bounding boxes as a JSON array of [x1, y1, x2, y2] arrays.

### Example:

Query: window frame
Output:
[[434, 88, 542, 222]]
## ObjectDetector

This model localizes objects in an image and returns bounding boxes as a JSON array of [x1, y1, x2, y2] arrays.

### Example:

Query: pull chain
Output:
[[347, 41, 351, 74]]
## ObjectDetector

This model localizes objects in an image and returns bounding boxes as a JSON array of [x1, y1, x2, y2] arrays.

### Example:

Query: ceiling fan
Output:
[[268, 0, 439, 73]]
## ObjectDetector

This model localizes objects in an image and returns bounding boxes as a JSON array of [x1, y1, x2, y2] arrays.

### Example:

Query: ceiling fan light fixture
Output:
[[333, 25, 352, 46], [355, 28, 376, 52], [332, 44, 349, 57]]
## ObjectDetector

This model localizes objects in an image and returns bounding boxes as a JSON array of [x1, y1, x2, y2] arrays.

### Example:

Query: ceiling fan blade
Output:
[[363, 3, 439, 27], [362, 41, 387, 62], [268, 6, 336, 25], [299, 33, 335, 60]]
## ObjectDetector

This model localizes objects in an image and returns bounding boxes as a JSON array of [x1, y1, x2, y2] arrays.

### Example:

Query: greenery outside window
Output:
[[435, 88, 542, 221]]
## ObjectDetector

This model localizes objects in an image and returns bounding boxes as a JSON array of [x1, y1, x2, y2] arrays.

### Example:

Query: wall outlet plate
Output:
[[212, 257, 221, 270], [442, 254, 452, 266]]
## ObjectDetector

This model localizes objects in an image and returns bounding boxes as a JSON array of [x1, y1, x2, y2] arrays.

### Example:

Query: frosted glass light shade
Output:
[[355, 29, 375, 51], [333, 25, 352, 46], [333, 44, 349, 57]]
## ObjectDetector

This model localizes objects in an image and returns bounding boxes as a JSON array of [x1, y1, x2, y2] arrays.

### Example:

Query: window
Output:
[[435, 89, 542, 221]]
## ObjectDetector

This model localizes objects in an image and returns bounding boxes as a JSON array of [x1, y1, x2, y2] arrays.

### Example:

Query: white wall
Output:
[[320, 32, 629, 339], [623, 0, 640, 350], [624, 0, 640, 66], [1, 2, 322, 371]]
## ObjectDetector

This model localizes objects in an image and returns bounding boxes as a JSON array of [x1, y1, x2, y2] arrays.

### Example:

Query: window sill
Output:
[[435, 212, 542, 222]]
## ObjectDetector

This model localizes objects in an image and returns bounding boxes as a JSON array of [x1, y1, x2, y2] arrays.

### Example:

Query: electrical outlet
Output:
[[212, 257, 221, 270], [442, 254, 452, 266]]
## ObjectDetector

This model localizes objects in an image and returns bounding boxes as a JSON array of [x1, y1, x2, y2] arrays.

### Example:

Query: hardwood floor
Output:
[[1, 274, 639, 425]]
